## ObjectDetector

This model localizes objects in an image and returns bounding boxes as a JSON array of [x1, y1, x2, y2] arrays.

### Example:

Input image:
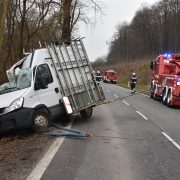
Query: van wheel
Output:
[[167, 89, 173, 107], [80, 107, 93, 119], [162, 89, 167, 105], [32, 109, 51, 132]]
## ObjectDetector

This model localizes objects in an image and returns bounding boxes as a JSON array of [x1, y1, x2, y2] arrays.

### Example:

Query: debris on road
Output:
[[0, 131, 54, 180], [43, 123, 92, 138]]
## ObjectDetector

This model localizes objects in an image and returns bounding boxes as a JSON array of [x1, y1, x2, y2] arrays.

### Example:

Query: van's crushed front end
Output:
[[0, 68, 32, 133]]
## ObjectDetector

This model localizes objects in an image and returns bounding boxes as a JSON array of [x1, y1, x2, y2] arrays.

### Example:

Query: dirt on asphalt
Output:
[[0, 115, 74, 180], [0, 130, 54, 180]]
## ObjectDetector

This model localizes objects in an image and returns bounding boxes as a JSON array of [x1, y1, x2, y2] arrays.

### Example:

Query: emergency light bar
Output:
[[163, 53, 172, 58]]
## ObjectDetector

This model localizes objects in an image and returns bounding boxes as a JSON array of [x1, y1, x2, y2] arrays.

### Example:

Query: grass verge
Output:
[[94, 59, 152, 95], [117, 80, 150, 95]]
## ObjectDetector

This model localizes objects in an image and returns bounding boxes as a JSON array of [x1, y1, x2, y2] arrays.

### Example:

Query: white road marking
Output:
[[117, 86, 131, 92], [136, 111, 148, 120], [107, 89, 111, 93], [26, 123, 72, 180], [122, 100, 130, 106], [161, 132, 180, 151], [116, 85, 150, 97], [113, 94, 118, 98]]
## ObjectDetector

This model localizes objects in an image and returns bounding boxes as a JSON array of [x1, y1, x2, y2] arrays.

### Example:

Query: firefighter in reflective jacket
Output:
[[95, 71, 102, 86], [130, 73, 137, 93]]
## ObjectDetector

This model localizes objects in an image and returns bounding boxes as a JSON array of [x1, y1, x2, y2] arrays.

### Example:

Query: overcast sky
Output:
[[79, 0, 159, 61]]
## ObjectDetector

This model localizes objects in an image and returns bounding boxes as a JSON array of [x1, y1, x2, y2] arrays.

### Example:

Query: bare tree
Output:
[[60, 0, 103, 41], [0, 0, 103, 82], [107, 0, 180, 64], [0, 0, 8, 49]]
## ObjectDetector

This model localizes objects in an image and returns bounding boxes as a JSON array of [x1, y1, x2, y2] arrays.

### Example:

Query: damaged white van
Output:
[[0, 39, 105, 133]]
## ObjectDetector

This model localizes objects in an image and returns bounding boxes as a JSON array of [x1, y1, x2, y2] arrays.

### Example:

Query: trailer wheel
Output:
[[80, 107, 93, 119], [162, 89, 167, 105], [167, 89, 173, 107], [32, 109, 51, 132]]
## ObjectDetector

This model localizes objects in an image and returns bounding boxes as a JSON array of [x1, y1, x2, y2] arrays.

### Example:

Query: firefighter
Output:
[[96, 71, 102, 86], [130, 72, 137, 93]]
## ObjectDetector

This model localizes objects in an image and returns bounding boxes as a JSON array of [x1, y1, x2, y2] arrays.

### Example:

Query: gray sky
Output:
[[79, 0, 159, 61]]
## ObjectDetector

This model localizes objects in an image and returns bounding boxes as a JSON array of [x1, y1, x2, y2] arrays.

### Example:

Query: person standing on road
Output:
[[130, 73, 137, 93], [95, 71, 102, 86]]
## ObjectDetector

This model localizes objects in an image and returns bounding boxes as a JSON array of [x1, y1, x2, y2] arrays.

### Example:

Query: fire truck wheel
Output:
[[150, 83, 154, 98], [80, 107, 93, 119], [32, 109, 51, 132], [150, 89, 153, 98], [167, 90, 173, 107], [153, 85, 158, 100], [162, 89, 167, 105]]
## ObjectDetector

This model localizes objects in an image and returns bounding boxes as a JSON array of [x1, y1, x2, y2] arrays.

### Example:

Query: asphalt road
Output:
[[31, 83, 180, 180]]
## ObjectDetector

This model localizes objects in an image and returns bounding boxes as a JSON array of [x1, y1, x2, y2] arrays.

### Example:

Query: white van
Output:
[[0, 39, 105, 133]]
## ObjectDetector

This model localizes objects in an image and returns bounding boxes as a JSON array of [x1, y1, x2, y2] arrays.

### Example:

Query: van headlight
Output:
[[5, 97, 24, 113]]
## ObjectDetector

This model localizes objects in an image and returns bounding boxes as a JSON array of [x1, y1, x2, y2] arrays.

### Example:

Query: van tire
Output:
[[80, 107, 93, 119], [32, 109, 51, 132]]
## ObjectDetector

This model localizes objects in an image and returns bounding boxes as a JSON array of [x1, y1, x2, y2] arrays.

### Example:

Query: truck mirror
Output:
[[150, 61, 153, 70]]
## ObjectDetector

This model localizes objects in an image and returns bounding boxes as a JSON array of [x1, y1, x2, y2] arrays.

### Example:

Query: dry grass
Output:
[[94, 59, 152, 94]]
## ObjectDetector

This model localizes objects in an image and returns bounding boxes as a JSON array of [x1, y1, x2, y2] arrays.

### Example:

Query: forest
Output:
[[0, 0, 101, 83], [1, 0, 180, 84], [106, 0, 180, 64]]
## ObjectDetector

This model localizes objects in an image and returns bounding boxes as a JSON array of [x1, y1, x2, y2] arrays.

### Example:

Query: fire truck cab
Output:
[[103, 70, 117, 84], [150, 54, 180, 107]]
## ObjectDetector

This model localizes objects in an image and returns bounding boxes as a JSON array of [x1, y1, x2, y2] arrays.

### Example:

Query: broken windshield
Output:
[[0, 68, 32, 95]]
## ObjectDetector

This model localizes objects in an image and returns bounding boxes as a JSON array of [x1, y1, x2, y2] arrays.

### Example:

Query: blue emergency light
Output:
[[163, 53, 172, 58]]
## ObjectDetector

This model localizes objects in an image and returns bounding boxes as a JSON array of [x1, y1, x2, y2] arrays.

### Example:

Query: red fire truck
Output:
[[103, 70, 118, 84], [150, 54, 180, 107]]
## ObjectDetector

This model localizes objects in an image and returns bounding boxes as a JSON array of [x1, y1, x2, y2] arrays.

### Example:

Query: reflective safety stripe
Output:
[[63, 97, 73, 114]]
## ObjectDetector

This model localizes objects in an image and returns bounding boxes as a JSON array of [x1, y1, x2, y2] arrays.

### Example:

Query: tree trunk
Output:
[[0, 0, 8, 49], [61, 0, 72, 42], [19, 0, 27, 58]]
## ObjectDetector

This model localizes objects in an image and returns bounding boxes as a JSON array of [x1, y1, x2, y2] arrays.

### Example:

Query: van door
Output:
[[34, 63, 65, 119]]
